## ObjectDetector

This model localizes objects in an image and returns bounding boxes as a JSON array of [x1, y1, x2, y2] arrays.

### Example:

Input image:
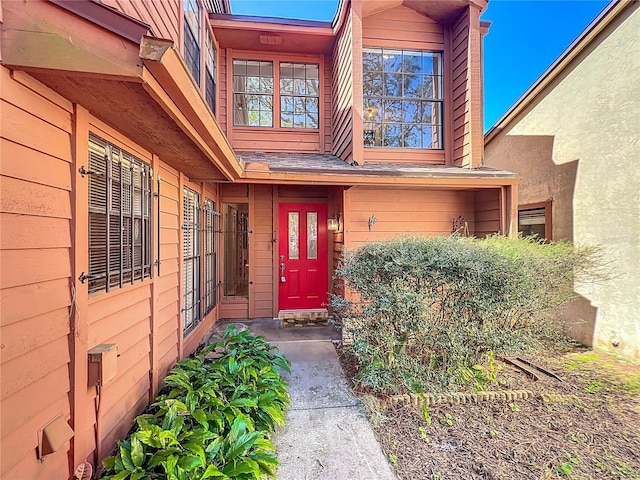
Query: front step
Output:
[[278, 309, 329, 327]]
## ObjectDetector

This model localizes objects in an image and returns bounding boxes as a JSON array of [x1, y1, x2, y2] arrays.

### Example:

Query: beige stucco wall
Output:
[[485, 4, 640, 361]]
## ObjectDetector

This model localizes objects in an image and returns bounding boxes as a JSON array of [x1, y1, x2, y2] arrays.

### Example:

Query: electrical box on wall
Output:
[[87, 343, 118, 387]]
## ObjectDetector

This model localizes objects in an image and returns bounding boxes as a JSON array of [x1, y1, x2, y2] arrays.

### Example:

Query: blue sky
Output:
[[230, 0, 610, 130]]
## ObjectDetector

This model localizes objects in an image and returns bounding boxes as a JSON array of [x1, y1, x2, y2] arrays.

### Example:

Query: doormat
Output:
[[280, 311, 329, 328]]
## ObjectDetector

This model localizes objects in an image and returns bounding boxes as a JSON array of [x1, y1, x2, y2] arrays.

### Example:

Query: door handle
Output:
[[280, 263, 286, 283]]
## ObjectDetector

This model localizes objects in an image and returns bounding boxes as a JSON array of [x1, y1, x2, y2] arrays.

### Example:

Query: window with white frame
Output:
[[184, 0, 201, 87], [87, 134, 153, 295], [363, 47, 443, 149]]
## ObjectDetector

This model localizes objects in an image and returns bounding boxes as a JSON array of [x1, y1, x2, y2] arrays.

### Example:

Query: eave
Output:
[[209, 14, 335, 54], [360, 0, 489, 23], [1, 0, 242, 182]]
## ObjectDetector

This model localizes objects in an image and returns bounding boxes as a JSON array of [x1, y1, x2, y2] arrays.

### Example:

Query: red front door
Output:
[[278, 203, 328, 310]]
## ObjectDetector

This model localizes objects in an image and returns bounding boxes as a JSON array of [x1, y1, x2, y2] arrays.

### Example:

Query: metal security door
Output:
[[278, 203, 328, 310]]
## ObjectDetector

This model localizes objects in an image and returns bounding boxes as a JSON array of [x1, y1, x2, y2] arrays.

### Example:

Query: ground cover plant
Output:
[[349, 349, 640, 479], [332, 235, 600, 394], [101, 327, 290, 480]]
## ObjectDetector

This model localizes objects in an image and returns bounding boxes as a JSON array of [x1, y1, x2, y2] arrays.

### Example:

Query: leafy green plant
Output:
[[101, 327, 290, 480], [438, 413, 453, 426], [556, 453, 579, 477]]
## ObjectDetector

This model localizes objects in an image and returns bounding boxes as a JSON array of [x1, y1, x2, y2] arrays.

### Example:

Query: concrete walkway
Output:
[[272, 340, 396, 480], [211, 320, 396, 479]]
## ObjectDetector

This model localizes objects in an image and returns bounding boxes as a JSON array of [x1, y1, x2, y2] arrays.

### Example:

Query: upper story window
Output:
[[205, 29, 216, 113], [363, 47, 443, 149], [184, 0, 201, 87], [87, 134, 153, 295], [233, 59, 274, 127], [280, 63, 320, 128], [233, 59, 320, 129]]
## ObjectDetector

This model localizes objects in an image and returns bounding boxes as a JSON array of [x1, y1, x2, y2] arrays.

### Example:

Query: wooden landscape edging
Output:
[[383, 390, 583, 408]]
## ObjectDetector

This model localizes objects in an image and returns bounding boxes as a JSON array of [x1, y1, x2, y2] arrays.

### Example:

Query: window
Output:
[[518, 202, 552, 240], [87, 134, 152, 295], [183, 187, 201, 334], [205, 29, 217, 114], [233, 60, 274, 126], [184, 0, 201, 87], [203, 199, 218, 315], [280, 63, 320, 128], [363, 47, 443, 149], [223, 203, 249, 297], [232, 59, 320, 129]]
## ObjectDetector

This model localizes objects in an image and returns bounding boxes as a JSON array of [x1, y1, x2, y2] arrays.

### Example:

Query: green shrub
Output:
[[331, 235, 600, 394], [101, 327, 290, 480]]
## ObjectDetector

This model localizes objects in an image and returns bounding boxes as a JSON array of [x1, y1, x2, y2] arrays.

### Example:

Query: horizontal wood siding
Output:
[[0, 67, 74, 480], [344, 187, 475, 249], [155, 162, 181, 379], [474, 189, 501, 238], [323, 58, 333, 153], [452, 9, 471, 167], [100, 0, 180, 44], [362, 6, 444, 47], [252, 185, 274, 317], [332, 9, 355, 163], [232, 129, 320, 153], [330, 186, 345, 300], [219, 48, 228, 135]]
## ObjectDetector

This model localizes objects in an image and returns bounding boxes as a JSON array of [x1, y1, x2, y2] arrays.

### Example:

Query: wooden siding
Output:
[[362, 5, 444, 47], [451, 7, 483, 168], [219, 48, 229, 135], [251, 185, 274, 317], [0, 67, 74, 480], [344, 187, 475, 249], [474, 189, 501, 238], [100, 0, 180, 44], [329, 186, 345, 300], [233, 129, 320, 153], [331, 9, 355, 163]]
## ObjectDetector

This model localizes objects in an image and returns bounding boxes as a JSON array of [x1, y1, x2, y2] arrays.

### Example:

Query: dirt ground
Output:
[[338, 348, 640, 480]]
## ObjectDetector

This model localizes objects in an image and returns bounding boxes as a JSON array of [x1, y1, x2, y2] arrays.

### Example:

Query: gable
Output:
[[363, 5, 444, 47]]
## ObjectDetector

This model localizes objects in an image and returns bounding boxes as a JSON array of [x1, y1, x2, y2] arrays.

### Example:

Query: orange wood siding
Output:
[[100, 0, 180, 44], [219, 48, 228, 135], [232, 129, 320, 153], [251, 185, 274, 317], [0, 67, 74, 480], [362, 6, 444, 47], [344, 187, 475, 249], [155, 161, 182, 379], [451, 7, 483, 168], [329, 186, 345, 300], [474, 189, 501, 238], [332, 9, 355, 163]]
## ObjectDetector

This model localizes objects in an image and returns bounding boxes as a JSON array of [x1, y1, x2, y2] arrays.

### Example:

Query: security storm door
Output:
[[278, 203, 328, 311]]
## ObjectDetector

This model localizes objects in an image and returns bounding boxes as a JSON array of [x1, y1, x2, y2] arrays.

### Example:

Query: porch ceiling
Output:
[[362, 0, 489, 23], [238, 152, 518, 187]]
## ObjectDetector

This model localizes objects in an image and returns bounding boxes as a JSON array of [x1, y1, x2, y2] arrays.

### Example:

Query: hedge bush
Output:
[[331, 235, 600, 394], [101, 327, 290, 480]]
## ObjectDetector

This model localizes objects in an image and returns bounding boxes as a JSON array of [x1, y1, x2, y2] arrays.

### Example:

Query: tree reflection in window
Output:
[[280, 63, 320, 128], [233, 59, 273, 127], [363, 48, 443, 149]]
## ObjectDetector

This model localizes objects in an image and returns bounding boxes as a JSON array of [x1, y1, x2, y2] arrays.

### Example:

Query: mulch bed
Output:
[[336, 347, 640, 479]]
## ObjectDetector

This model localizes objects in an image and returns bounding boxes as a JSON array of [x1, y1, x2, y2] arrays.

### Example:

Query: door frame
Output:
[[273, 193, 331, 315]]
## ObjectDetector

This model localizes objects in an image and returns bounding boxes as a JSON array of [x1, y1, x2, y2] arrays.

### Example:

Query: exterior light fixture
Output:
[[328, 214, 340, 231]]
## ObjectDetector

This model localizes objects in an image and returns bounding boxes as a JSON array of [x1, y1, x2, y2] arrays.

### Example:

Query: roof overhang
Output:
[[1, 0, 242, 181], [361, 0, 488, 23], [236, 152, 519, 188], [209, 14, 335, 54]]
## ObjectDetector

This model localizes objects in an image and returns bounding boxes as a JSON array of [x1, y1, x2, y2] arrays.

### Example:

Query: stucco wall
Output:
[[485, 4, 640, 361]]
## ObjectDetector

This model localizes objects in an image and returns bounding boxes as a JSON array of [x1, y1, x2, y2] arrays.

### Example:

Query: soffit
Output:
[[209, 14, 335, 54]]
